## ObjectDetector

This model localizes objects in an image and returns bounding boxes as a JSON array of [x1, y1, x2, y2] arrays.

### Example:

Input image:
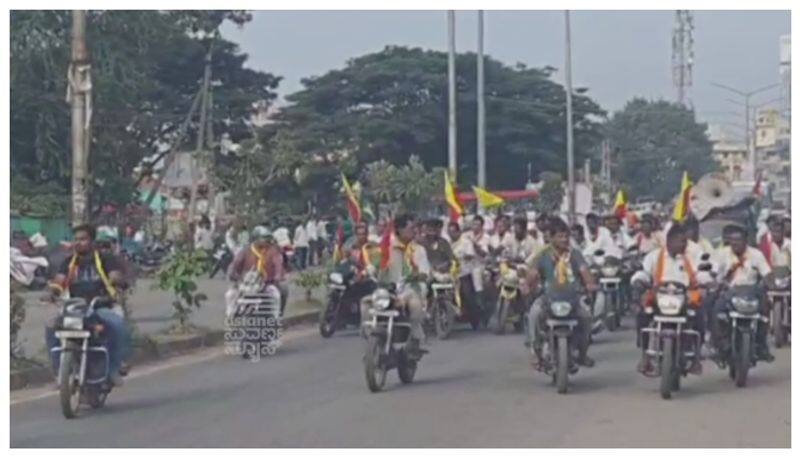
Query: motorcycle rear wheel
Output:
[[364, 335, 387, 393], [59, 351, 81, 419], [398, 351, 417, 384], [659, 337, 674, 400]]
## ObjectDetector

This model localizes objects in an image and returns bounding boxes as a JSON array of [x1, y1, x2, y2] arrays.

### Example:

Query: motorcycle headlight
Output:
[[433, 271, 452, 283], [329, 272, 344, 284], [62, 316, 83, 330], [774, 277, 790, 289], [731, 296, 759, 314], [656, 293, 684, 316], [372, 288, 392, 310], [550, 301, 572, 317], [502, 269, 519, 282], [601, 266, 619, 277]]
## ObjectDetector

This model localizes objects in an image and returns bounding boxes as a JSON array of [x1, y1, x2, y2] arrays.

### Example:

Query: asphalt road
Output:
[[10, 318, 790, 448]]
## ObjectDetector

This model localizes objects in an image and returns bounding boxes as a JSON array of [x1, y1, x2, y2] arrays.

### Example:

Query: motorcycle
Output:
[[492, 259, 530, 335], [51, 297, 118, 418], [209, 243, 233, 279], [229, 270, 283, 360], [427, 263, 458, 340], [362, 285, 423, 392], [590, 250, 624, 332], [716, 284, 767, 388], [319, 261, 375, 338], [537, 289, 587, 394], [639, 281, 703, 400], [766, 267, 791, 348]]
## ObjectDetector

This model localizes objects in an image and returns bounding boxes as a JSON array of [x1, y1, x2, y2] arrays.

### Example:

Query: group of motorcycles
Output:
[[316, 237, 791, 397]]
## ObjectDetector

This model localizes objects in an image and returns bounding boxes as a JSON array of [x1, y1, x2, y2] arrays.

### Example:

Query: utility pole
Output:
[[477, 10, 486, 188], [564, 11, 576, 223], [672, 11, 694, 106], [69, 10, 91, 226], [187, 43, 213, 232], [447, 10, 458, 180], [712, 81, 780, 179]]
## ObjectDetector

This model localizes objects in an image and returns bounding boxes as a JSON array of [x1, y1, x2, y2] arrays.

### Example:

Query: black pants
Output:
[[295, 247, 308, 270]]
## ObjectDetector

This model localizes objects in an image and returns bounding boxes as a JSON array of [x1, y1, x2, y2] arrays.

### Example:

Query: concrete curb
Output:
[[10, 309, 320, 391]]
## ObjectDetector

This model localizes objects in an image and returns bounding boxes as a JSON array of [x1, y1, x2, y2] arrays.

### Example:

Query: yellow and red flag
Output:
[[672, 171, 693, 222], [444, 170, 464, 222], [379, 219, 394, 271], [613, 189, 628, 218], [472, 186, 505, 209], [341, 174, 362, 224]]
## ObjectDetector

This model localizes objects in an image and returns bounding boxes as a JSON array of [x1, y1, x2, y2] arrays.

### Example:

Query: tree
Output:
[[605, 98, 717, 202], [278, 46, 605, 191], [10, 11, 281, 214], [361, 155, 443, 214]]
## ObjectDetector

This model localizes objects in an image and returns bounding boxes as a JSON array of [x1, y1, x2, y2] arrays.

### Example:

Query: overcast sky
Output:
[[221, 10, 790, 137]]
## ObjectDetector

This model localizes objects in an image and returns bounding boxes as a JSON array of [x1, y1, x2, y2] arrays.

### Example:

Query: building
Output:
[[755, 107, 791, 192], [708, 124, 748, 181]]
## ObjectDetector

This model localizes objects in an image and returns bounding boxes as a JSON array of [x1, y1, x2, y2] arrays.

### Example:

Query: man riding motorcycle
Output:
[[46, 224, 131, 387], [760, 214, 791, 269], [525, 217, 598, 369], [421, 218, 455, 270], [632, 223, 706, 374], [711, 224, 774, 363], [462, 215, 492, 314], [583, 213, 620, 259], [226, 227, 285, 317], [504, 217, 544, 301], [361, 213, 431, 359], [632, 214, 663, 255]]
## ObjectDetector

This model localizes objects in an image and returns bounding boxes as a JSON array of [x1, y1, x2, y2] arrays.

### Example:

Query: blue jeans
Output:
[[46, 308, 131, 374]]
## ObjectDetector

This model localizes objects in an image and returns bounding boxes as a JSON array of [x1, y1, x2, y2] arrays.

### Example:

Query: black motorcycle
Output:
[[537, 289, 586, 394], [52, 297, 118, 418], [716, 284, 766, 388], [362, 285, 423, 393], [590, 250, 624, 332], [639, 281, 703, 400], [766, 267, 791, 348], [209, 243, 233, 279], [319, 261, 375, 338]]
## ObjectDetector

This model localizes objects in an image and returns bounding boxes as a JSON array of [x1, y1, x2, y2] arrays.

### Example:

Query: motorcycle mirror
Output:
[[701, 253, 710, 261], [594, 249, 605, 257]]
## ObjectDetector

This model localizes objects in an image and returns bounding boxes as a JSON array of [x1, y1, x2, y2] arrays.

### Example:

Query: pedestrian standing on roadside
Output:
[[306, 216, 319, 267], [293, 220, 309, 270]]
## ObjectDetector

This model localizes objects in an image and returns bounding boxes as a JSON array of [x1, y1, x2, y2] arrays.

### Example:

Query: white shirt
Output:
[[316, 221, 328, 241], [293, 225, 309, 248], [716, 246, 772, 286], [632, 232, 663, 255], [503, 234, 544, 264], [489, 231, 513, 252], [760, 233, 791, 268], [451, 236, 477, 277], [273, 227, 291, 248], [194, 227, 214, 251], [306, 220, 318, 241], [608, 229, 633, 254], [225, 228, 246, 254], [583, 226, 621, 260], [642, 248, 698, 287], [381, 237, 431, 287], [463, 230, 491, 264]]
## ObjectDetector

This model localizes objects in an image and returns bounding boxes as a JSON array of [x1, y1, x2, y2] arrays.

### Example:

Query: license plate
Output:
[[55, 330, 91, 339]]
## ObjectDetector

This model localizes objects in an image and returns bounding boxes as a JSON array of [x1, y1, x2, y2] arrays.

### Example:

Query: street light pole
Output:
[[711, 81, 780, 179], [564, 11, 576, 223], [69, 10, 91, 226], [447, 11, 458, 180], [477, 10, 486, 188]]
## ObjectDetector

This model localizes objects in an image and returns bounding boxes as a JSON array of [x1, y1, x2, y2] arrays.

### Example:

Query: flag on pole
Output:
[[341, 173, 362, 223], [444, 170, 464, 221], [672, 171, 693, 222], [613, 189, 628, 218], [379, 219, 394, 271], [472, 186, 505, 209]]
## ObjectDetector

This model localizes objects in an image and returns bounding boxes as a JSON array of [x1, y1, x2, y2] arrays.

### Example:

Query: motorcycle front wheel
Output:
[[556, 336, 570, 394], [659, 337, 674, 400], [364, 335, 388, 393], [319, 298, 340, 338], [735, 330, 751, 388], [494, 297, 509, 335], [606, 292, 619, 331], [59, 351, 81, 419], [434, 296, 454, 340], [86, 389, 108, 409]]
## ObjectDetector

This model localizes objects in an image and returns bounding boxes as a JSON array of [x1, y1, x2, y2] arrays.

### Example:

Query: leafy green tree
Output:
[[605, 98, 717, 202], [279, 46, 605, 191], [362, 155, 442, 214], [10, 10, 280, 214]]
